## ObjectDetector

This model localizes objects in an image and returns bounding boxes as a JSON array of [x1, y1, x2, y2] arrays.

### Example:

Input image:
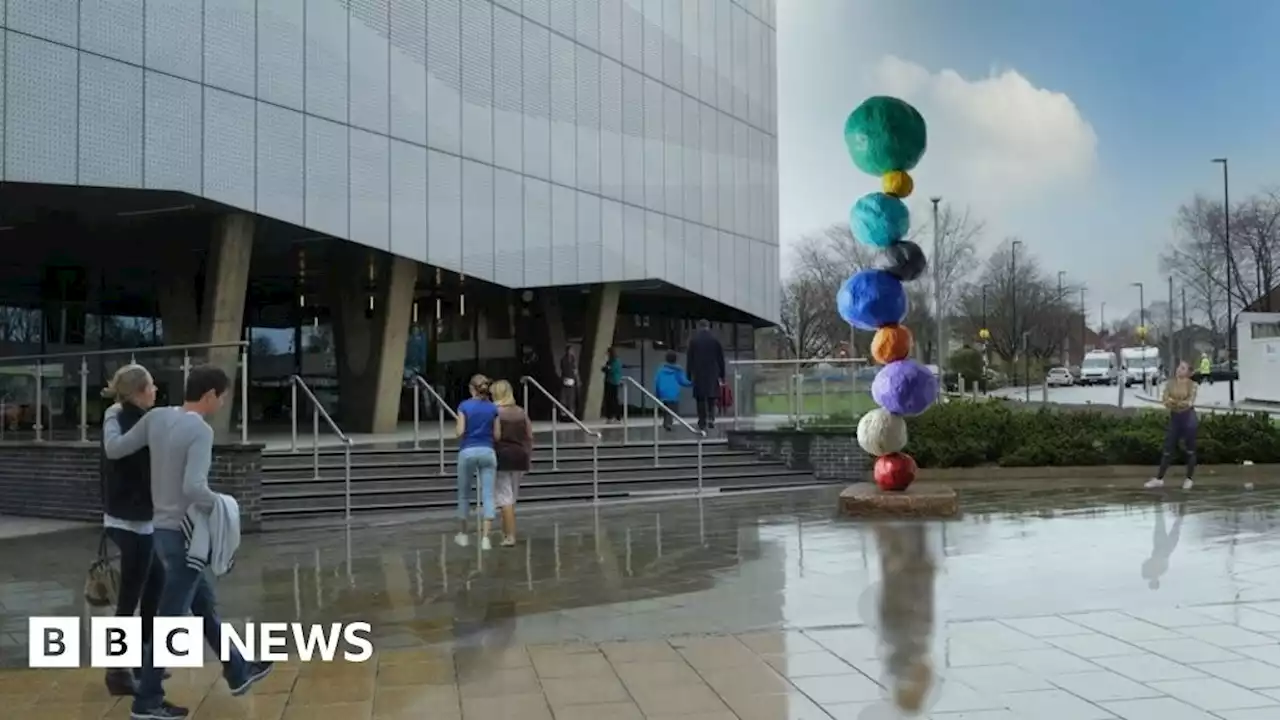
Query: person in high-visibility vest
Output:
[[1198, 354, 1211, 384]]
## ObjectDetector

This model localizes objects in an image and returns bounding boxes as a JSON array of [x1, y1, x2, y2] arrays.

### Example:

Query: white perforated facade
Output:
[[0, 0, 779, 322]]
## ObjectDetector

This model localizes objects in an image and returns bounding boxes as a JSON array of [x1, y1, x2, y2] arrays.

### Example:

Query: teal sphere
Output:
[[850, 192, 910, 248], [844, 97, 928, 176]]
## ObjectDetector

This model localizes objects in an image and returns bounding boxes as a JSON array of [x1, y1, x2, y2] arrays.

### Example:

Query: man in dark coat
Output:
[[685, 319, 726, 430]]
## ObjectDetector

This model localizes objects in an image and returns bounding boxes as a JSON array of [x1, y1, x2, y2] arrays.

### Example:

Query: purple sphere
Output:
[[871, 360, 938, 416]]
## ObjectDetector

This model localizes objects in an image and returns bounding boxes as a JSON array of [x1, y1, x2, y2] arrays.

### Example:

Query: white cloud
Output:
[[869, 55, 1098, 206]]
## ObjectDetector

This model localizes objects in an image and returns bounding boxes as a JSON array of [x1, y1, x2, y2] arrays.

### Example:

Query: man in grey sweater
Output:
[[104, 366, 271, 720]]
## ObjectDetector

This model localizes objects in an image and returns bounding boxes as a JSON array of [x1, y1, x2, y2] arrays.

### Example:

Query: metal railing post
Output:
[[1, 399, 6, 441], [592, 438, 600, 504], [290, 380, 298, 452], [182, 351, 191, 388], [34, 361, 43, 442], [412, 381, 421, 450], [240, 349, 249, 444], [79, 356, 88, 443], [696, 438, 704, 494], [312, 404, 320, 480], [344, 440, 353, 524], [820, 376, 828, 417], [622, 382, 629, 445], [551, 405, 559, 470], [732, 372, 740, 429], [436, 385, 447, 475], [653, 403, 660, 467]]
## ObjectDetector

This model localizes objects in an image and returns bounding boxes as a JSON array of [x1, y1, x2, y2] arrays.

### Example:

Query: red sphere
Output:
[[874, 452, 917, 492]]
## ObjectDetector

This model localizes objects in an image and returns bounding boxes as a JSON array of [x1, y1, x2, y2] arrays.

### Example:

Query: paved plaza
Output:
[[4, 484, 1280, 718]]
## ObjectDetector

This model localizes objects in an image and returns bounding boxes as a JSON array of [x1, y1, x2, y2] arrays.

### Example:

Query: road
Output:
[[989, 379, 1246, 410]]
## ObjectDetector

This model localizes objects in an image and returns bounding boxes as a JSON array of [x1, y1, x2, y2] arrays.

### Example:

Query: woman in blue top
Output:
[[455, 374, 499, 550]]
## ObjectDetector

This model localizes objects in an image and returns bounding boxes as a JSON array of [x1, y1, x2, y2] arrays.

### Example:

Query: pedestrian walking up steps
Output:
[[259, 438, 826, 522]]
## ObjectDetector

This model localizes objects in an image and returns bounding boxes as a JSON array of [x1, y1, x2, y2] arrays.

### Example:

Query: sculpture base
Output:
[[839, 482, 959, 519]]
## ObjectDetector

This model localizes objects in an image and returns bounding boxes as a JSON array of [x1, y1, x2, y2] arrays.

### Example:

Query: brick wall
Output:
[[0, 442, 265, 532], [728, 429, 870, 482]]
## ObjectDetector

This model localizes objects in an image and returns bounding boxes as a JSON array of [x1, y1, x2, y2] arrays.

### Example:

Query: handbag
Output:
[[718, 382, 734, 409], [84, 531, 120, 608]]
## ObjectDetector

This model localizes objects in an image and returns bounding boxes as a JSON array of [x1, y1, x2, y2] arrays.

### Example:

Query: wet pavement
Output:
[[4, 484, 1280, 717]]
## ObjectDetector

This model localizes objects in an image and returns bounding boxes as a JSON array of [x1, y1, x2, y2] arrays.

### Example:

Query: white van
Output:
[[1079, 350, 1118, 385]]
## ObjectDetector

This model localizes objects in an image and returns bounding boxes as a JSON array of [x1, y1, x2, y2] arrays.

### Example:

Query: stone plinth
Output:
[[839, 482, 959, 519]]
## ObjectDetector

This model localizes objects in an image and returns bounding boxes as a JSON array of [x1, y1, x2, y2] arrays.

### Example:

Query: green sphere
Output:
[[844, 97, 928, 176]]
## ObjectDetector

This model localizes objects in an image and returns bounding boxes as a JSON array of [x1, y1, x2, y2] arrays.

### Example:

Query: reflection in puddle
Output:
[[872, 523, 937, 716]]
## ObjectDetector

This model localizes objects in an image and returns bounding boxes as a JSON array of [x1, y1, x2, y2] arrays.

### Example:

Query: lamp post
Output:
[[1058, 271, 1067, 365], [980, 283, 991, 368], [931, 197, 943, 371], [1011, 240, 1025, 400], [1079, 287, 1086, 355], [1212, 157, 1235, 405], [1133, 281, 1146, 389]]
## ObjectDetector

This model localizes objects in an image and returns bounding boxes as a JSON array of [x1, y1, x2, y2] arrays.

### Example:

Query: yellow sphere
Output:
[[978, 328, 991, 340], [882, 170, 914, 198]]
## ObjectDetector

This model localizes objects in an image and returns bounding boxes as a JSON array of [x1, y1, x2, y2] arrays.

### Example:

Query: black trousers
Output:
[[105, 527, 165, 647], [602, 383, 622, 420], [696, 396, 717, 428]]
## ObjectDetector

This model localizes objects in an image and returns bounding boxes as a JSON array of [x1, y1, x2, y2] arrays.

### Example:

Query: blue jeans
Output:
[[133, 529, 248, 711], [457, 446, 497, 520]]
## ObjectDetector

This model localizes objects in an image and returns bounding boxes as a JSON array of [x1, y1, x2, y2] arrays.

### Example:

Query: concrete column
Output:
[[537, 291, 568, 365], [201, 214, 254, 438], [579, 283, 621, 422], [328, 244, 417, 434]]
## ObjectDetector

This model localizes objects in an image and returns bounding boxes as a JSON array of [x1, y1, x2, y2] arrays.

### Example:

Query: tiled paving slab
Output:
[[2, 484, 1280, 717]]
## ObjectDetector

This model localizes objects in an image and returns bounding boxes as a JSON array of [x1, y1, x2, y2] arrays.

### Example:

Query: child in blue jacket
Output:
[[654, 351, 693, 430]]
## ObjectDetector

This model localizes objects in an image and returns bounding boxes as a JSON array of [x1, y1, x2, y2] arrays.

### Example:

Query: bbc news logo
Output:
[[29, 617, 373, 668]]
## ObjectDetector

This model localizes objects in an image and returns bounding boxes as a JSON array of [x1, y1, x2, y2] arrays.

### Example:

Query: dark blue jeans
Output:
[[133, 529, 248, 711], [1156, 410, 1198, 480]]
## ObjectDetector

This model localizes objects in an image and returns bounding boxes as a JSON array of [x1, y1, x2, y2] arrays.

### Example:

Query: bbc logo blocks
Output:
[[29, 617, 375, 667], [30, 617, 201, 669]]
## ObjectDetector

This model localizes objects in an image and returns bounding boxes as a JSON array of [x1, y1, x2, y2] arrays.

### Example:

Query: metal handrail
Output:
[[289, 375, 354, 524], [621, 376, 705, 492], [519, 376, 600, 502], [0, 340, 250, 443], [0, 340, 248, 364], [410, 373, 458, 476]]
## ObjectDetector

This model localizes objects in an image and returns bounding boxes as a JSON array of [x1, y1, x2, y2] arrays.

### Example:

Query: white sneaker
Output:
[[1182, 479, 1194, 490], [1144, 478, 1165, 489], [480, 536, 492, 551], [454, 533, 470, 547]]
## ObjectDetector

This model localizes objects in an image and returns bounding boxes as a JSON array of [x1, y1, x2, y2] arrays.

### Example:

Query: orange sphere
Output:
[[871, 324, 913, 364]]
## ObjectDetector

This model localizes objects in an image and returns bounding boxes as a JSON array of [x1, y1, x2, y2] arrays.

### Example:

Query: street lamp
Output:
[[1058, 271, 1067, 365], [931, 196, 943, 371], [1101, 302, 1106, 335], [1011, 240, 1025, 401], [1133, 281, 1146, 389], [980, 283, 991, 367], [1212, 157, 1235, 405], [1079, 287, 1086, 356]]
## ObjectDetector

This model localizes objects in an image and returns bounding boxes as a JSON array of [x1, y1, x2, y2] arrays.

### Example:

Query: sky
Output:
[[777, 0, 1280, 328]]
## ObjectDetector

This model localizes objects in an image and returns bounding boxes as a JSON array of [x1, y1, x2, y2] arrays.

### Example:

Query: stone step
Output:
[[261, 462, 784, 493], [261, 454, 761, 480], [259, 470, 827, 517]]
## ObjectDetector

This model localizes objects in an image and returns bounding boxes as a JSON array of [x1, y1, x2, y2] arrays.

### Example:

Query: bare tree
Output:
[[954, 239, 1079, 366]]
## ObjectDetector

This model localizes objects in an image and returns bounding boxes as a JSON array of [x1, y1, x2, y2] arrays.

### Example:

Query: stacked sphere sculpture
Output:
[[837, 96, 940, 492]]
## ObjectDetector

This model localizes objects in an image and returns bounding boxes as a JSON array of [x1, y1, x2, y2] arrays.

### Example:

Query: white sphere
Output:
[[857, 408, 908, 456]]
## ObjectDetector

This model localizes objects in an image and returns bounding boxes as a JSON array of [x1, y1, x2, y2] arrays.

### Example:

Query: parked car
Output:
[[1046, 367, 1074, 387]]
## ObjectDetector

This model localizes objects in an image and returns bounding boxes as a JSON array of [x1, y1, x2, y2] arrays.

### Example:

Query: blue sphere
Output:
[[837, 269, 908, 331], [850, 192, 910, 248]]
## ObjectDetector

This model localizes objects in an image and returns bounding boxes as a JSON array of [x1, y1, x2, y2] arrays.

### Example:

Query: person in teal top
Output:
[[601, 346, 624, 422], [654, 351, 693, 430]]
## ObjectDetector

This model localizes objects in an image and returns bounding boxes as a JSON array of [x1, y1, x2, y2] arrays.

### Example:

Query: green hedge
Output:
[[802, 401, 1280, 468]]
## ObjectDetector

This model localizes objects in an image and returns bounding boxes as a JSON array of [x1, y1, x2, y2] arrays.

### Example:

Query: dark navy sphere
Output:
[[837, 269, 908, 331], [877, 240, 927, 282]]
